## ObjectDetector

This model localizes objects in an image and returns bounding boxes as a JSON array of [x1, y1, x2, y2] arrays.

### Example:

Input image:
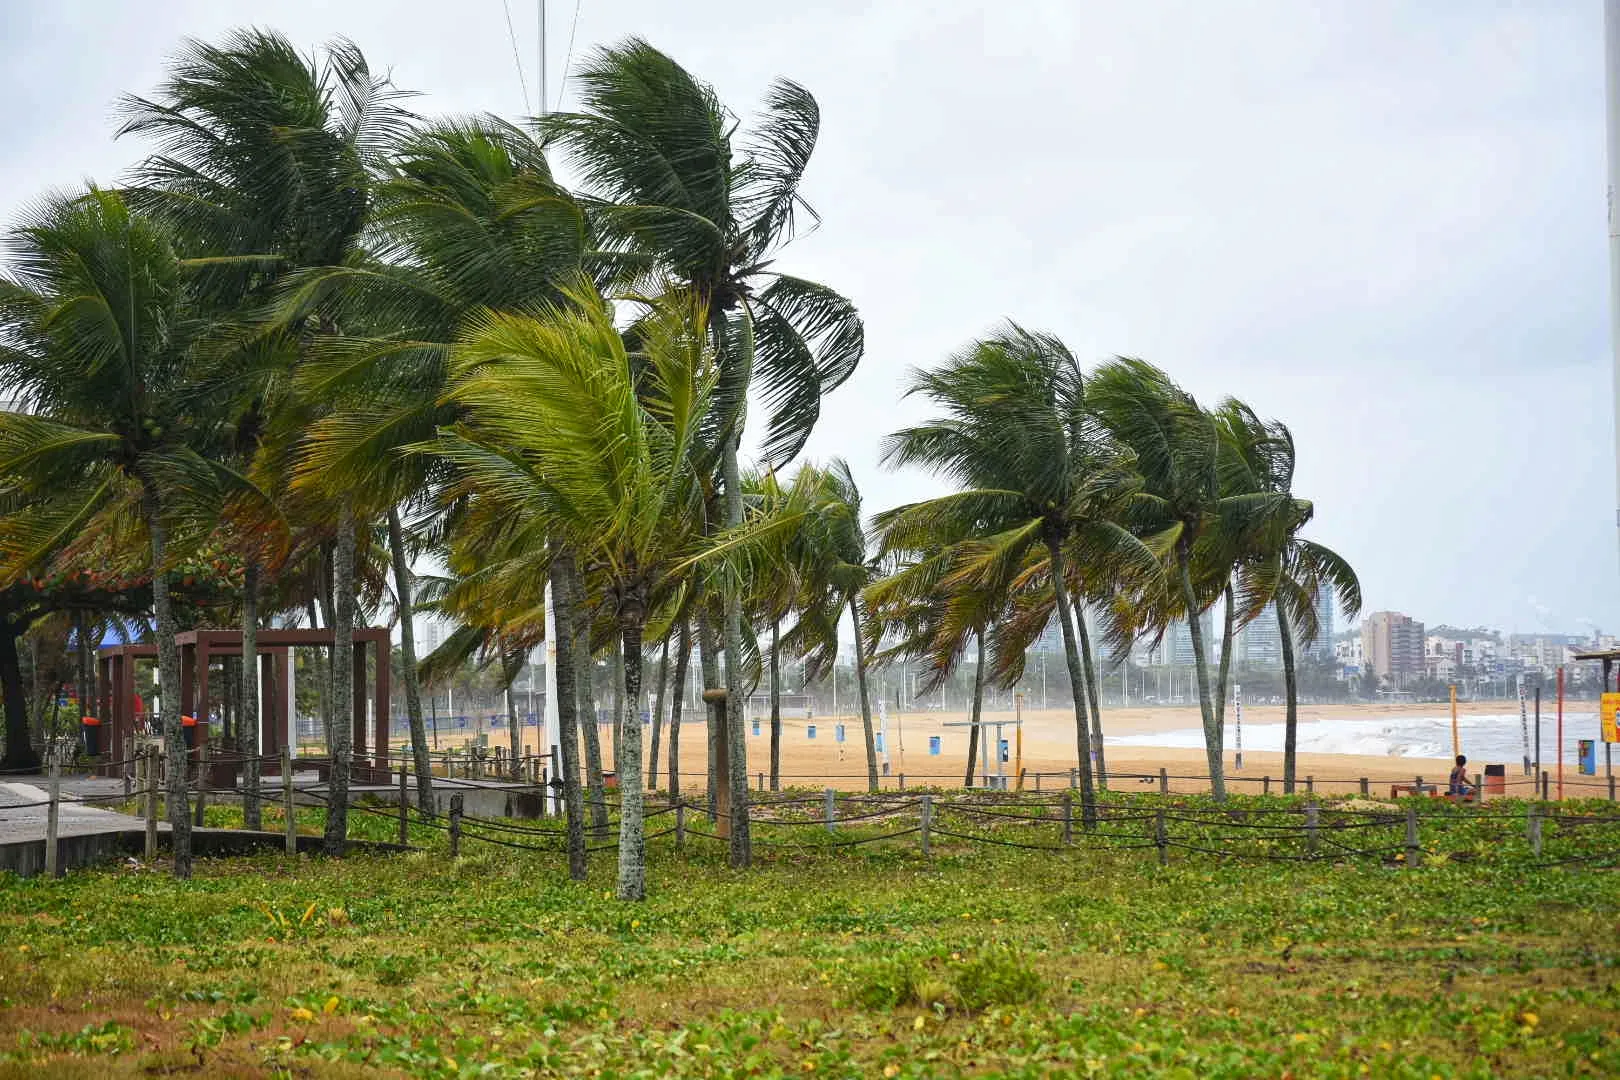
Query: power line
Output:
[[500, 0, 532, 113], [555, 0, 584, 110]]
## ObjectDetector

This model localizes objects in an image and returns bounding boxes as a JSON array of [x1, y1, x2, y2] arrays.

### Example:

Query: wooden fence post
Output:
[[1061, 792, 1073, 846], [1474, 773, 1483, 804], [899, 773, 906, 792], [1359, 777, 1368, 796], [45, 742, 61, 879], [1305, 800, 1319, 858], [757, 771, 764, 792], [1158, 767, 1169, 795], [1069, 768, 1077, 790], [675, 800, 686, 849], [919, 794, 932, 857], [1305, 775, 1314, 794], [123, 741, 132, 801], [824, 787, 836, 832], [1155, 807, 1168, 867], [1262, 775, 1271, 796], [397, 760, 409, 847], [192, 740, 208, 827], [1609, 774, 1616, 803], [282, 746, 297, 856], [1405, 805, 1420, 868], [1540, 771, 1550, 801], [144, 746, 159, 862], [1527, 806, 1542, 857], [449, 793, 463, 858]]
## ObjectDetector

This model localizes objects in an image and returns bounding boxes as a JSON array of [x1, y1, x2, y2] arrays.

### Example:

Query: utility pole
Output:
[[1607, 0, 1620, 565]]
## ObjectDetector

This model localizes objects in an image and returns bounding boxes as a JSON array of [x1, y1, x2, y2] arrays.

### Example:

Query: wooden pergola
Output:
[[97, 628, 392, 782]]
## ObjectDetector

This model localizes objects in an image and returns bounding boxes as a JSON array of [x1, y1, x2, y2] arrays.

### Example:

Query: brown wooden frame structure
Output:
[[97, 628, 392, 781]]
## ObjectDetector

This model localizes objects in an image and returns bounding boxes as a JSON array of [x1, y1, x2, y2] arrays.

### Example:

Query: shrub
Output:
[[951, 948, 1043, 1010]]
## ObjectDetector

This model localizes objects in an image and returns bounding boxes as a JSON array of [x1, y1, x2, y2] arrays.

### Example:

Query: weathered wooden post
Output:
[[1061, 792, 1073, 846], [1359, 777, 1369, 796], [1069, 768, 1077, 789], [1155, 807, 1168, 867], [192, 740, 208, 828], [1305, 775, 1314, 794], [1305, 800, 1319, 858], [123, 740, 132, 801], [1540, 771, 1550, 801], [675, 800, 686, 850], [919, 794, 932, 857], [1263, 775, 1271, 796], [1527, 806, 1543, 857], [1158, 767, 1169, 795], [899, 773, 906, 792], [45, 742, 61, 879], [397, 761, 409, 846], [449, 793, 464, 858], [1474, 772, 1484, 804], [1405, 805, 1420, 868], [824, 787, 836, 832], [282, 745, 296, 856]]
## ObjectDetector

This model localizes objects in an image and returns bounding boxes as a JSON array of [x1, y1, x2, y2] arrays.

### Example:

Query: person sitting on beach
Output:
[[1448, 755, 1473, 798]]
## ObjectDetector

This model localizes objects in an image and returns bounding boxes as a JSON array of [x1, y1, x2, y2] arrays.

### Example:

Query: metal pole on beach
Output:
[[1449, 684, 1459, 760], [1556, 665, 1565, 801]]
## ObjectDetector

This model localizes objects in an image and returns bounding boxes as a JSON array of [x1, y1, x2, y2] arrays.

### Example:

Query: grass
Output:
[[0, 792, 1617, 1078]]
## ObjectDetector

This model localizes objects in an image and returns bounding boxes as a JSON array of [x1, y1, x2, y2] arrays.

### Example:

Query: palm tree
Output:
[[543, 39, 864, 866], [281, 116, 588, 815], [0, 189, 243, 877], [425, 285, 712, 899], [1216, 401, 1360, 792], [879, 327, 1152, 824], [118, 28, 416, 851], [1089, 360, 1295, 801]]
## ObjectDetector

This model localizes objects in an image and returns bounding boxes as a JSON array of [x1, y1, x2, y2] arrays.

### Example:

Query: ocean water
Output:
[[1106, 710, 1605, 765]]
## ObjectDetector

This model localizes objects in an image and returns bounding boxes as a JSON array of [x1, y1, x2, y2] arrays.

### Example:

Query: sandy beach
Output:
[[400, 698, 1612, 798]]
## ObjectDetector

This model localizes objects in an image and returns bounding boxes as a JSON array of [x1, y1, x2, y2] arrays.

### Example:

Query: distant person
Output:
[[1448, 755, 1473, 798]]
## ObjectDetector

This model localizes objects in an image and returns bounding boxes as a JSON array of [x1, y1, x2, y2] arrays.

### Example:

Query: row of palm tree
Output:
[[0, 28, 1357, 898]]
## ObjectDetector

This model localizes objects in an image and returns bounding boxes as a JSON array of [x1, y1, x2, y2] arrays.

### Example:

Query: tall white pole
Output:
[[1607, 0, 1620, 562], [543, 583, 558, 771], [537, 0, 547, 114]]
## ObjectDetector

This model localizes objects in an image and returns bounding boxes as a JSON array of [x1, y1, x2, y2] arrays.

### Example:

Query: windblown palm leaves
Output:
[[421, 285, 713, 900]]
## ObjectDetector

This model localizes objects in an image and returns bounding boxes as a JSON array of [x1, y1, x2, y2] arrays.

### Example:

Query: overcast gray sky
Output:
[[0, 1, 1609, 637]]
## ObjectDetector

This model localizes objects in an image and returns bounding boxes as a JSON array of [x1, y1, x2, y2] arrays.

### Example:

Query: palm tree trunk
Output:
[[141, 482, 191, 878], [549, 546, 587, 879], [696, 610, 721, 817], [0, 613, 39, 773], [1277, 598, 1299, 794], [610, 636, 624, 775], [720, 404, 752, 868], [1046, 537, 1097, 827], [648, 637, 669, 790], [239, 560, 261, 830], [387, 507, 434, 814], [965, 629, 985, 787], [769, 619, 782, 792], [325, 504, 357, 856], [1176, 543, 1225, 801], [565, 561, 608, 838], [615, 616, 647, 900], [668, 619, 689, 799], [1072, 600, 1107, 788], [848, 595, 879, 792], [1214, 581, 1235, 734], [505, 679, 521, 781]]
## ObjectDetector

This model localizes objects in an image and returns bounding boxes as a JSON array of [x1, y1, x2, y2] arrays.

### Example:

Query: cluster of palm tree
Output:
[[0, 28, 1357, 900]]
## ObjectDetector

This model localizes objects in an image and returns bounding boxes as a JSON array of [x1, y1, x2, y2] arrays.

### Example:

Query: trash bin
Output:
[[1484, 763, 1506, 795], [603, 770, 620, 790], [81, 715, 100, 756], [181, 714, 198, 749], [1579, 740, 1596, 776]]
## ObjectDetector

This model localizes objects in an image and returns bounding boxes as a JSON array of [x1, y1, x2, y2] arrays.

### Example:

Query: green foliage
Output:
[[3, 798, 1615, 1077]]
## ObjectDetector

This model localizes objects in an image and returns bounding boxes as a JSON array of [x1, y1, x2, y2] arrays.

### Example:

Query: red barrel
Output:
[[181, 714, 198, 749], [81, 716, 101, 756]]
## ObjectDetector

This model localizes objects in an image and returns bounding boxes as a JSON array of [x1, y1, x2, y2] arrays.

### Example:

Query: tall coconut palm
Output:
[[879, 327, 1151, 825], [0, 189, 246, 877], [280, 116, 587, 814], [1217, 401, 1360, 792], [425, 284, 712, 900], [1089, 360, 1296, 800], [118, 28, 416, 850], [543, 39, 864, 866]]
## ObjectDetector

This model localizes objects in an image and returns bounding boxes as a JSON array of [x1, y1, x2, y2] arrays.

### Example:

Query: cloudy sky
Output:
[[0, 1, 1609, 637]]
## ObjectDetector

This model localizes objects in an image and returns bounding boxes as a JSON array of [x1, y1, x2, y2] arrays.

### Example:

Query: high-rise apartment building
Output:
[[1361, 611, 1425, 684]]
